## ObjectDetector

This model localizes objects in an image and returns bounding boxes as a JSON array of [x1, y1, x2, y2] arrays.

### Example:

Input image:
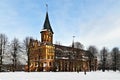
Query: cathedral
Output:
[[25, 11, 97, 72]]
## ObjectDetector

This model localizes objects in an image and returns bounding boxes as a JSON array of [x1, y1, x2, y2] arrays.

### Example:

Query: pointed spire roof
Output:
[[42, 12, 54, 34]]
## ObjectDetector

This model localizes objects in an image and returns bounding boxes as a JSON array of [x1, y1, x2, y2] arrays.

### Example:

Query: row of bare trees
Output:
[[87, 46, 120, 72], [0, 33, 32, 72], [99, 47, 120, 71], [74, 42, 120, 72]]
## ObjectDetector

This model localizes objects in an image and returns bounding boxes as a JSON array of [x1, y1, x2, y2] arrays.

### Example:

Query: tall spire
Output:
[[42, 5, 53, 34]]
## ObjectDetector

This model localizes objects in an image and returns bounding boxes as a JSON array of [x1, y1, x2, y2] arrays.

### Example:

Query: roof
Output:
[[42, 12, 54, 34]]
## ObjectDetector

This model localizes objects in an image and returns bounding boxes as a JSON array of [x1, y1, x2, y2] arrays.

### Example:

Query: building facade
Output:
[[25, 12, 97, 72]]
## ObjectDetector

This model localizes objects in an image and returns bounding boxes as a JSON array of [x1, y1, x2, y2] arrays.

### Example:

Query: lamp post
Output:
[[72, 36, 75, 48], [72, 36, 75, 59], [72, 36, 75, 71]]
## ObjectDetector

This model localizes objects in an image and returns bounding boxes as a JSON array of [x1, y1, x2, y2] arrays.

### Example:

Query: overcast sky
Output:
[[0, 0, 120, 50]]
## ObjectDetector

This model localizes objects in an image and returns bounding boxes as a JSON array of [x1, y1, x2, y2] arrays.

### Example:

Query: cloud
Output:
[[0, 0, 120, 50], [51, 0, 120, 50], [80, 12, 120, 50], [0, 0, 42, 41]]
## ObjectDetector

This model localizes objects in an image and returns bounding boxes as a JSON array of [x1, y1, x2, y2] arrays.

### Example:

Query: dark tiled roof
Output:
[[42, 12, 53, 34]]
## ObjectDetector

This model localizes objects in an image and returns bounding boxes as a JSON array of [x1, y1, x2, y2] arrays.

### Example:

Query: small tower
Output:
[[40, 11, 55, 71], [40, 12, 53, 44]]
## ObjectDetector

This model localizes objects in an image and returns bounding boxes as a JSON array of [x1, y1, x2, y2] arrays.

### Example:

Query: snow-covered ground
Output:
[[0, 71, 120, 80]]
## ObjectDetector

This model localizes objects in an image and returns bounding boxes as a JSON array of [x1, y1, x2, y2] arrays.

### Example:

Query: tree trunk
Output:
[[27, 49, 30, 72]]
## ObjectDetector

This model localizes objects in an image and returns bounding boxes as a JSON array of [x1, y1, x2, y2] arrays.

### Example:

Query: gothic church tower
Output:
[[40, 12, 53, 44], [40, 12, 55, 71]]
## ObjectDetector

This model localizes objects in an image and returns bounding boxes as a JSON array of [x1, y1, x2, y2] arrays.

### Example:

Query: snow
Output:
[[0, 71, 120, 80]]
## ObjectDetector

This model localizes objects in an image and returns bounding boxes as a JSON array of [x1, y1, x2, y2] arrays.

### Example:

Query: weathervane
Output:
[[46, 4, 48, 12]]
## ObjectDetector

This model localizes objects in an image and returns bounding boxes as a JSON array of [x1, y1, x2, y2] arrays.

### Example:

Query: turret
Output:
[[40, 12, 53, 44]]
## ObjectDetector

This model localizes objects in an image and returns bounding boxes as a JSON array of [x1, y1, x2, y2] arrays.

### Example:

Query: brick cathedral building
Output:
[[25, 11, 97, 72]]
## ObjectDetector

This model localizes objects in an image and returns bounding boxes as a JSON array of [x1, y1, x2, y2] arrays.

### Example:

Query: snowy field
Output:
[[0, 71, 120, 80]]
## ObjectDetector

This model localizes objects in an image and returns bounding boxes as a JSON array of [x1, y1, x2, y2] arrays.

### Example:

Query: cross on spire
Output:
[[46, 4, 48, 12]]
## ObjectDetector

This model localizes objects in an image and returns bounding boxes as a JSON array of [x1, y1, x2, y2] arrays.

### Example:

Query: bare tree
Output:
[[10, 38, 21, 72], [74, 42, 84, 49], [118, 53, 120, 71], [88, 45, 98, 57], [111, 47, 119, 71], [0, 33, 8, 71], [87, 46, 98, 71], [23, 37, 33, 72], [100, 47, 108, 72]]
